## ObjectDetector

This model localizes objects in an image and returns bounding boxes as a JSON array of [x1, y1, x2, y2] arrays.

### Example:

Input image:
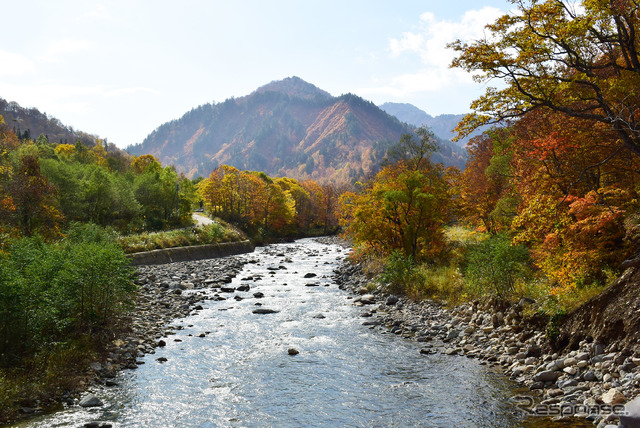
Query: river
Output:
[[20, 239, 589, 427]]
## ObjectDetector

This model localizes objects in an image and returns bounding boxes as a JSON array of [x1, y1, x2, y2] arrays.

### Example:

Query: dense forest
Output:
[[340, 0, 640, 317]]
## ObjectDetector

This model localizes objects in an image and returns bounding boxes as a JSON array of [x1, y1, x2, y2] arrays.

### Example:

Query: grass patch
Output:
[[409, 263, 467, 307], [117, 218, 246, 253]]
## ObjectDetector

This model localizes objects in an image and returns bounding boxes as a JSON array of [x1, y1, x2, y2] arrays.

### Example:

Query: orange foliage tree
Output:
[[459, 130, 513, 233], [504, 110, 640, 290]]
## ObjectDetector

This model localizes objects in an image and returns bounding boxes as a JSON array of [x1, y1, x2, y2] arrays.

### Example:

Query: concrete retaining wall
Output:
[[127, 240, 255, 266]]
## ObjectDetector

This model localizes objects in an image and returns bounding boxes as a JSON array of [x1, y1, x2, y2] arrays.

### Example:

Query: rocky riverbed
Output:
[[24, 237, 542, 428], [333, 259, 640, 428], [42, 236, 640, 428], [66, 256, 249, 412]]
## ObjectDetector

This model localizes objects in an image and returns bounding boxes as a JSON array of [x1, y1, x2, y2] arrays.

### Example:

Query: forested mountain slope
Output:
[[129, 77, 466, 181]]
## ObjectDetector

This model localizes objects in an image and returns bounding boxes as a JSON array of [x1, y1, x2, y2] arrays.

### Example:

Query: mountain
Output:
[[128, 77, 467, 182], [379, 102, 491, 147], [0, 98, 99, 147], [254, 76, 332, 101]]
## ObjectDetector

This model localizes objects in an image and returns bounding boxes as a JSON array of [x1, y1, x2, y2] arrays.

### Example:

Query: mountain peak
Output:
[[253, 76, 332, 101]]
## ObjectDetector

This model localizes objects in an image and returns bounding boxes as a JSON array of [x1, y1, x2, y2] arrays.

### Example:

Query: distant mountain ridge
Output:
[[128, 77, 467, 181], [379, 102, 490, 146], [0, 97, 99, 147]]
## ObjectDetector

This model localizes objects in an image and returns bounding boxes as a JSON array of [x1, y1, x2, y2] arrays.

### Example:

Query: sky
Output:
[[0, 0, 514, 148]]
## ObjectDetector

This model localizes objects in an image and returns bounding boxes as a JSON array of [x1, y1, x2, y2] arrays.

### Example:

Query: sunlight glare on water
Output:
[[20, 239, 588, 428]]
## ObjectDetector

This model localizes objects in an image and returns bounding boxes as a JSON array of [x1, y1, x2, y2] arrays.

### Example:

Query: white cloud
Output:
[[391, 7, 503, 68], [0, 50, 35, 77], [41, 38, 91, 63], [371, 6, 504, 98], [359, 68, 475, 99], [83, 4, 111, 20]]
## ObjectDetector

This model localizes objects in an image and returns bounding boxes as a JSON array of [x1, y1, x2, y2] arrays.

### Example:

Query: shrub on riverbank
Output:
[[0, 223, 135, 422], [368, 225, 617, 321], [462, 233, 531, 298]]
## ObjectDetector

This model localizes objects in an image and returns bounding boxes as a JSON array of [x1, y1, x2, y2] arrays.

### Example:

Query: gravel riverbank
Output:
[[46, 236, 640, 428], [333, 259, 640, 428], [67, 256, 249, 412]]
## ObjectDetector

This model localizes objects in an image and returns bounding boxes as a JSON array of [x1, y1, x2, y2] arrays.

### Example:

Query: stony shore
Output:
[[47, 236, 640, 428], [66, 255, 249, 413], [332, 259, 640, 428]]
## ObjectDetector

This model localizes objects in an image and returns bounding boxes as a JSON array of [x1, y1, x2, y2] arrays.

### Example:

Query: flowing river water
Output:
[[20, 239, 589, 427]]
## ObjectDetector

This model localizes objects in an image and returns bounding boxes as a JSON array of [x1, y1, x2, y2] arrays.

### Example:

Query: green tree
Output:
[[463, 233, 531, 297]]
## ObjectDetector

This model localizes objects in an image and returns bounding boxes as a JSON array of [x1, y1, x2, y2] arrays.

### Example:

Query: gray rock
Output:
[[620, 395, 640, 428], [386, 295, 399, 306], [526, 345, 542, 358], [576, 351, 590, 361], [592, 343, 605, 356], [253, 308, 279, 314], [533, 370, 561, 382], [558, 379, 578, 388], [79, 393, 103, 408], [359, 294, 376, 304]]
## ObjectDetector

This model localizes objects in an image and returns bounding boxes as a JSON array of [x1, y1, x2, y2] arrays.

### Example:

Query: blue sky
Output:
[[0, 0, 514, 148]]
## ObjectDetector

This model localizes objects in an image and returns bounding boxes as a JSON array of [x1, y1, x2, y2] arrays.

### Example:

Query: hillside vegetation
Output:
[[128, 77, 466, 181], [340, 0, 640, 338], [0, 98, 103, 148], [379, 102, 492, 147]]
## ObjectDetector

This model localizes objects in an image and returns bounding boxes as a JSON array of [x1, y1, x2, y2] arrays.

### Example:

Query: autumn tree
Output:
[[507, 109, 639, 289], [0, 115, 19, 239], [340, 130, 454, 262], [131, 154, 161, 174], [450, 0, 640, 158], [9, 155, 62, 239], [460, 130, 515, 233]]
